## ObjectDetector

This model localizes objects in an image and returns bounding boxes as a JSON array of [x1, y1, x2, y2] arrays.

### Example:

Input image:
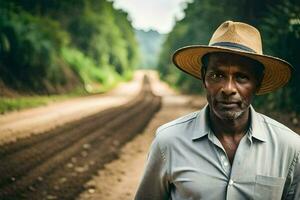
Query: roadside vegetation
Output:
[[0, 0, 139, 114], [0, 95, 78, 114]]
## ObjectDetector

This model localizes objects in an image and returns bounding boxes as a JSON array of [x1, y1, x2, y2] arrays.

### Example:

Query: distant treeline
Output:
[[0, 0, 139, 95], [135, 29, 165, 69], [158, 0, 300, 113]]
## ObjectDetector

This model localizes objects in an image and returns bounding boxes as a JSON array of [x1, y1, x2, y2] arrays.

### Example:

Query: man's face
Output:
[[203, 53, 260, 121]]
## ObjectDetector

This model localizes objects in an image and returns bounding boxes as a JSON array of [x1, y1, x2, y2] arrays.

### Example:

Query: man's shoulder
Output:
[[257, 112, 298, 135], [257, 112, 300, 148], [155, 111, 199, 141], [157, 111, 199, 134]]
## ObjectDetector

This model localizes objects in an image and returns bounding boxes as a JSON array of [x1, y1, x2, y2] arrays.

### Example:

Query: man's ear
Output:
[[201, 67, 207, 88], [201, 78, 207, 88], [255, 70, 265, 93], [255, 83, 261, 93], [201, 53, 210, 89]]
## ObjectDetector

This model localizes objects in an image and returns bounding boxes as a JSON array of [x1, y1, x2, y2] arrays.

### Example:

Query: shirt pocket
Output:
[[254, 175, 285, 200]]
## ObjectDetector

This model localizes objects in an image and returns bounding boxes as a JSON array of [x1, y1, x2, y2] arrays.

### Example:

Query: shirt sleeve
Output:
[[134, 136, 170, 200], [284, 151, 300, 200]]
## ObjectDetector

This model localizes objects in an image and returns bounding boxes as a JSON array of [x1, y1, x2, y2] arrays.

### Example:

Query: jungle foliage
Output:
[[0, 0, 139, 95], [158, 0, 300, 113]]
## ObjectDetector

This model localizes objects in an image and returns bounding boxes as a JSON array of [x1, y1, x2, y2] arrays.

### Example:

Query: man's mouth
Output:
[[217, 101, 240, 108]]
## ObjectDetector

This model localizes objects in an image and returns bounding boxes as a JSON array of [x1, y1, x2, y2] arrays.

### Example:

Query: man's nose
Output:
[[221, 78, 237, 96]]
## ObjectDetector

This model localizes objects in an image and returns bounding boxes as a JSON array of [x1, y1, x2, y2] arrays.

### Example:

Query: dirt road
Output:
[[0, 72, 161, 200], [0, 71, 143, 145], [0, 73, 163, 199]]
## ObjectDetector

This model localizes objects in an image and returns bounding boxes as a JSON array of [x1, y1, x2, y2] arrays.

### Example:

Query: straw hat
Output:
[[172, 21, 294, 95]]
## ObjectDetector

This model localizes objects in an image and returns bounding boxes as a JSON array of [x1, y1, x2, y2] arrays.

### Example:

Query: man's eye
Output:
[[236, 74, 249, 82], [210, 73, 223, 79]]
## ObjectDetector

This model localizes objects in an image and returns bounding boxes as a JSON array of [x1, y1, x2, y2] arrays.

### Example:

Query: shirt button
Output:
[[223, 161, 229, 167], [229, 179, 234, 186]]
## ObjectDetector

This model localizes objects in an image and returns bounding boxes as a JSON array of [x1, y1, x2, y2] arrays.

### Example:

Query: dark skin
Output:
[[203, 53, 262, 165]]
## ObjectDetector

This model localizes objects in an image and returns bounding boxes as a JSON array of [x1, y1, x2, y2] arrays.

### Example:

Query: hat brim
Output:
[[172, 45, 294, 95]]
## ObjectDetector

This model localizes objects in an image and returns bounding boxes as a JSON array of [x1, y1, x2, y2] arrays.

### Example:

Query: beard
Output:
[[216, 108, 245, 120], [208, 94, 251, 121]]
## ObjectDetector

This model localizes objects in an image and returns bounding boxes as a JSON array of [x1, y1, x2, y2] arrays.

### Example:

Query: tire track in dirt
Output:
[[0, 75, 161, 200]]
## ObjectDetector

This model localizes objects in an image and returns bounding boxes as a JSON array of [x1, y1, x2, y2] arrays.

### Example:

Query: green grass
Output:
[[0, 95, 69, 114], [0, 78, 125, 114]]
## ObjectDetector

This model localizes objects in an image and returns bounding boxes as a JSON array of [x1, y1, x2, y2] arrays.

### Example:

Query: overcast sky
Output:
[[111, 0, 191, 33]]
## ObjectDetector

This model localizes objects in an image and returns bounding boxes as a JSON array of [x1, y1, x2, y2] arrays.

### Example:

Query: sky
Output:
[[111, 0, 191, 33]]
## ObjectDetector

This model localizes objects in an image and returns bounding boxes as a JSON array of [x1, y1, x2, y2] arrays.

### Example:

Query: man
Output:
[[135, 21, 300, 199]]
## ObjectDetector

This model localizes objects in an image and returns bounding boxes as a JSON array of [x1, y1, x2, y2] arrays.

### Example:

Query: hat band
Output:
[[210, 42, 257, 53]]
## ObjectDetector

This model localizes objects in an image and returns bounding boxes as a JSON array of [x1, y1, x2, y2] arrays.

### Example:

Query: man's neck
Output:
[[208, 107, 251, 164]]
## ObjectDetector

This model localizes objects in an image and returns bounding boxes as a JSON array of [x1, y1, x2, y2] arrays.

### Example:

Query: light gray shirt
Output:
[[135, 105, 300, 200]]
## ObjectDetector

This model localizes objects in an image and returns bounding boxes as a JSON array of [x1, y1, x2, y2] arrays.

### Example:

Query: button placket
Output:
[[223, 160, 229, 167], [220, 153, 230, 171], [210, 131, 231, 173], [230, 135, 251, 179], [226, 179, 235, 200]]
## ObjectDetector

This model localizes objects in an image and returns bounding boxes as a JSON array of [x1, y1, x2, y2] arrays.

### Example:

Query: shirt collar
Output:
[[248, 105, 267, 142], [191, 104, 267, 142], [192, 104, 210, 140]]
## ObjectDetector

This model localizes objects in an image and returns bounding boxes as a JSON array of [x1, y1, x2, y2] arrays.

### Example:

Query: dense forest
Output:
[[0, 0, 139, 95], [158, 0, 300, 114]]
